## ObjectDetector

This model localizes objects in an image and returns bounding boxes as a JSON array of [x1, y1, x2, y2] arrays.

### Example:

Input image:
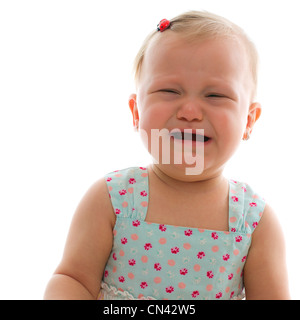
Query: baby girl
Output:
[[44, 10, 290, 300]]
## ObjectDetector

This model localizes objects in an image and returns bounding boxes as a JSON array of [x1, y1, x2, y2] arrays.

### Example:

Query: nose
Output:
[[176, 98, 204, 122]]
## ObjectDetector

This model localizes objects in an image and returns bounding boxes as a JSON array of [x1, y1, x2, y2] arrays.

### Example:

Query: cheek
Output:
[[139, 102, 172, 131], [138, 104, 174, 158], [213, 110, 245, 142], [137, 108, 160, 154]]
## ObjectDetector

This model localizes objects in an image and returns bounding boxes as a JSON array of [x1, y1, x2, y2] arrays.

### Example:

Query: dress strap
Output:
[[104, 166, 149, 220], [228, 180, 266, 234]]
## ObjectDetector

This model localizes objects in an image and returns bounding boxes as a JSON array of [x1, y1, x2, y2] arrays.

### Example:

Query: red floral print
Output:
[[211, 232, 218, 240], [171, 247, 179, 254], [119, 189, 127, 195], [184, 229, 193, 236], [140, 190, 147, 197], [165, 286, 174, 293], [140, 282, 148, 289], [223, 254, 230, 261], [132, 220, 140, 227], [144, 243, 152, 250], [231, 196, 238, 202], [191, 290, 199, 298], [121, 237, 128, 244], [216, 292, 222, 299], [207, 271, 214, 279], [197, 251, 205, 259], [180, 268, 188, 275], [159, 224, 166, 232], [154, 263, 162, 271], [119, 276, 125, 283], [235, 235, 242, 242], [128, 178, 136, 184], [128, 259, 136, 266]]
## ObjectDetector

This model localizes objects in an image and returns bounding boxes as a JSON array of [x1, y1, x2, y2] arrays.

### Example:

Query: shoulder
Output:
[[75, 176, 116, 226], [251, 203, 285, 247], [53, 176, 117, 298], [62, 176, 117, 254], [243, 202, 290, 299]]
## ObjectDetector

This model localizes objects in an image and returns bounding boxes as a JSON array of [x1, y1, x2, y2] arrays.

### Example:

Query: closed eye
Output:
[[206, 93, 227, 98], [159, 89, 180, 94]]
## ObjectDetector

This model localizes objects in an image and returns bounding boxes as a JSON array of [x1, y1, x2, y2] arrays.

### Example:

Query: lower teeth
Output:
[[171, 132, 208, 142]]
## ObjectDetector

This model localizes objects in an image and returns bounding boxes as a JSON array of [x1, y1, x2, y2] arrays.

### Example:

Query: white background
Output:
[[1, 0, 299, 299]]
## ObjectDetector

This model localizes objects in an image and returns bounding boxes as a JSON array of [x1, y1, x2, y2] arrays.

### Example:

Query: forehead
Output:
[[140, 33, 251, 91]]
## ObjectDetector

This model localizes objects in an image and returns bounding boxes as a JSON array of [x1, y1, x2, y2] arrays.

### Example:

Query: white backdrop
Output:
[[1, 0, 299, 299]]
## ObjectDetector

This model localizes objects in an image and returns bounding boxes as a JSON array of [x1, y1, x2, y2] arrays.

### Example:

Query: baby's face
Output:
[[133, 34, 254, 180]]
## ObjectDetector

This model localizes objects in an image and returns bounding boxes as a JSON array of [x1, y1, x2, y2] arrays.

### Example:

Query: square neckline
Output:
[[139, 166, 233, 233]]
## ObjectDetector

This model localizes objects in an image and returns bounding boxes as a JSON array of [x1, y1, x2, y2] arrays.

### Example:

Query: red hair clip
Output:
[[157, 19, 170, 32]]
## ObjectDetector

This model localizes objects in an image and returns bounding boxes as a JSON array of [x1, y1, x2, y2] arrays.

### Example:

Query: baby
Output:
[[44, 11, 290, 300]]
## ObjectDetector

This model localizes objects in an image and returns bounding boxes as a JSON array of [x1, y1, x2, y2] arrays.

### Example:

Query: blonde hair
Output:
[[133, 10, 259, 99]]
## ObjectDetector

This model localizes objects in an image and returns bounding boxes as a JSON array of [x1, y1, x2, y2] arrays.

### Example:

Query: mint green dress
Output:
[[99, 166, 265, 300]]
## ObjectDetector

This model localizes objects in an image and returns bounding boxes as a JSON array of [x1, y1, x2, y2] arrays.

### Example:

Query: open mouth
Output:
[[170, 131, 210, 142]]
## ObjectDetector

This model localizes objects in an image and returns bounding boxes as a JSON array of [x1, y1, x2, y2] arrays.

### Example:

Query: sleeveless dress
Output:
[[98, 166, 265, 300]]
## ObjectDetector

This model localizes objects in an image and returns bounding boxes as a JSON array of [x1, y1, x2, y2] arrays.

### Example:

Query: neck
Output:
[[148, 163, 227, 195]]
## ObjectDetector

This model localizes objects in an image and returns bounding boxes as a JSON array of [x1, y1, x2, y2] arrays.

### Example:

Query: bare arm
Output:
[[243, 204, 290, 300], [44, 177, 115, 300]]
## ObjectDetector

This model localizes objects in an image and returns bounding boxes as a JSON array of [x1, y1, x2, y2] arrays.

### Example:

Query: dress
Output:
[[98, 166, 265, 300]]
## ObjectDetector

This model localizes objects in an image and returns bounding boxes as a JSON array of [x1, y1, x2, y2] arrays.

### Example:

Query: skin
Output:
[[44, 32, 290, 300], [131, 34, 257, 182]]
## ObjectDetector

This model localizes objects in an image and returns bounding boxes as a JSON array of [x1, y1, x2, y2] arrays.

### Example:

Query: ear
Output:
[[128, 93, 139, 128], [246, 102, 262, 133]]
